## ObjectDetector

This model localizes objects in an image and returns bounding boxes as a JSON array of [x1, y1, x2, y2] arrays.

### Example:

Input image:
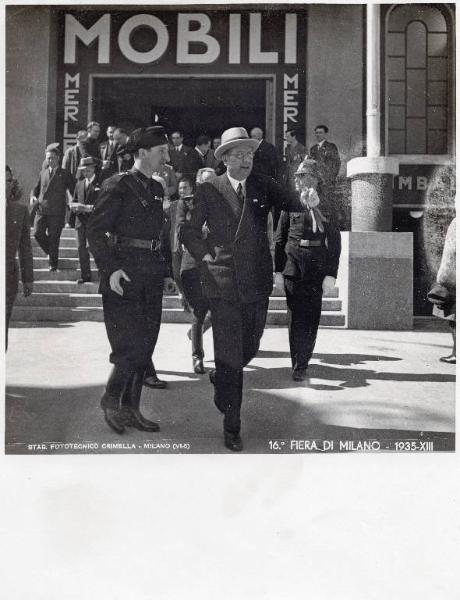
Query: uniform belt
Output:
[[299, 239, 322, 247], [117, 235, 162, 252]]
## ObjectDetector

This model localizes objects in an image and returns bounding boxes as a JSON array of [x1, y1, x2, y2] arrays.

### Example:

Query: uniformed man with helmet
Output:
[[88, 126, 175, 434]]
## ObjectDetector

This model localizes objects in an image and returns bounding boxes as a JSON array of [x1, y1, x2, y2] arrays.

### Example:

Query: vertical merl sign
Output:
[[57, 9, 306, 149]]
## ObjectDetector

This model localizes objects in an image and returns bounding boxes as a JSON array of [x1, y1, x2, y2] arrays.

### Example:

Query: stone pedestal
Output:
[[344, 232, 413, 330], [347, 157, 399, 231]]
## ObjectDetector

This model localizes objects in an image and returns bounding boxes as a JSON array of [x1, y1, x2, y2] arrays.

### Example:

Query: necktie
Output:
[[236, 183, 245, 209]]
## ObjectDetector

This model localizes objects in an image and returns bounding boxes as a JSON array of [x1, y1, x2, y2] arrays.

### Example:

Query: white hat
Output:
[[214, 127, 260, 161]]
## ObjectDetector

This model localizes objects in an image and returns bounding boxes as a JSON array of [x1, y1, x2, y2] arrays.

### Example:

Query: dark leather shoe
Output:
[[143, 374, 168, 389], [103, 408, 125, 434], [440, 354, 456, 364], [49, 266, 58, 272], [122, 407, 160, 432], [193, 359, 205, 374], [77, 277, 92, 284], [224, 431, 243, 452], [292, 367, 308, 381]]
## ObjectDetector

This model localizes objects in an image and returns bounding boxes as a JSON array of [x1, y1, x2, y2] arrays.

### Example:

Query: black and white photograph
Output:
[[4, 2, 456, 456]]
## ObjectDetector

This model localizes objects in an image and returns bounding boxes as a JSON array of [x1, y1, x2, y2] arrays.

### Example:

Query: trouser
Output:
[[284, 277, 323, 368], [209, 297, 268, 434], [33, 213, 64, 268], [76, 224, 91, 280], [449, 321, 456, 354], [102, 287, 163, 371], [5, 272, 18, 350], [181, 268, 210, 360]]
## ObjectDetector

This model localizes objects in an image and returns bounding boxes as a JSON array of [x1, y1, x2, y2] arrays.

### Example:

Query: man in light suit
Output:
[[31, 144, 75, 270], [69, 157, 101, 283], [178, 127, 308, 451]]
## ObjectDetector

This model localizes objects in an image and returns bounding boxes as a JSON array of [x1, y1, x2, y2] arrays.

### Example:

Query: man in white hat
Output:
[[178, 126, 309, 451]]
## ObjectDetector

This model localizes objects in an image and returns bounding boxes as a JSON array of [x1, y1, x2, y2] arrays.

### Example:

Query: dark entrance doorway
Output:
[[91, 76, 268, 146]]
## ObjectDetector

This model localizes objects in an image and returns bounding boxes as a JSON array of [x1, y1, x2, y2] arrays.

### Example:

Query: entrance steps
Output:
[[13, 228, 347, 326]]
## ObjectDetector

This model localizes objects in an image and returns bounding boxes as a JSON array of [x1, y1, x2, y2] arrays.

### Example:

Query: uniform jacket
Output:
[[72, 177, 101, 228], [169, 145, 193, 175], [32, 167, 75, 217], [183, 148, 207, 179], [87, 168, 172, 294], [309, 140, 341, 185], [274, 208, 341, 280], [253, 139, 279, 180], [6, 199, 34, 285], [178, 172, 304, 303]]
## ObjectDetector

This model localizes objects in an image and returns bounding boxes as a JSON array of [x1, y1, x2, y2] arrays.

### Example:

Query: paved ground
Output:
[[5, 320, 456, 454]]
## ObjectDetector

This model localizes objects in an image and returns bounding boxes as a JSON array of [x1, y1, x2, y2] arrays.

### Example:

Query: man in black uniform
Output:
[[88, 126, 175, 434], [178, 127, 309, 451], [274, 159, 341, 381]]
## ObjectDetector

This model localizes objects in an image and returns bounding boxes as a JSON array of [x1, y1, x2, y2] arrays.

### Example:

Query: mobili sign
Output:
[[56, 8, 306, 151]]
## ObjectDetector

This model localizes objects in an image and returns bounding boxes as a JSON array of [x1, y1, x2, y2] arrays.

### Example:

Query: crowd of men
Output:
[[7, 119, 342, 451]]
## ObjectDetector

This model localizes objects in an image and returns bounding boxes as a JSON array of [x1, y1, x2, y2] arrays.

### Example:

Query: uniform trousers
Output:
[[76, 224, 91, 280], [284, 276, 323, 368], [209, 297, 268, 434], [181, 268, 210, 360], [34, 213, 64, 268]]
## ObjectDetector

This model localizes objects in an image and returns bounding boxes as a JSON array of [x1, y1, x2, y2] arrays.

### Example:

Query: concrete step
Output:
[[11, 306, 346, 327], [30, 227, 77, 238], [33, 268, 100, 281], [19, 281, 100, 294], [34, 257, 96, 269], [15, 291, 342, 312]]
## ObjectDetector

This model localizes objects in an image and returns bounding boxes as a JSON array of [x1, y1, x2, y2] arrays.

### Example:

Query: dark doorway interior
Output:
[[92, 77, 267, 146]]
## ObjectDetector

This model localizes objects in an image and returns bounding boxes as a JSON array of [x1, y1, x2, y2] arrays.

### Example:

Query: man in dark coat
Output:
[[88, 126, 175, 435], [69, 157, 101, 283], [275, 159, 341, 381], [250, 127, 279, 180], [168, 130, 192, 180], [5, 166, 34, 349], [82, 121, 102, 162], [99, 125, 119, 175], [308, 125, 341, 187], [31, 144, 75, 270], [62, 130, 88, 179], [183, 135, 212, 180], [178, 127, 308, 451]]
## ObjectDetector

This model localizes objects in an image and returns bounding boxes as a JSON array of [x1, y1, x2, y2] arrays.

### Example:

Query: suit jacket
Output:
[[309, 140, 340, 185], [62, 144, 85, 178], [253, 139, 279, 180], [100, 140, 119, 162], [72, 177, 101, 228], [169, 145, 192, 175], [178, 172, 304, 303], [32, 167, 75, 218], [183, 148, 207, 179], [6, 199, 34, 286], [274, 209, 341, 280]]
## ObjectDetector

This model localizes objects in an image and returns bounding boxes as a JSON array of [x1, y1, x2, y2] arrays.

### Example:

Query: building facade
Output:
[[6, 4, 456, 317]]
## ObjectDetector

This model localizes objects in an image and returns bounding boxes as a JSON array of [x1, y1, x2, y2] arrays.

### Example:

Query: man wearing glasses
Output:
[[178, 127, 309, 451]]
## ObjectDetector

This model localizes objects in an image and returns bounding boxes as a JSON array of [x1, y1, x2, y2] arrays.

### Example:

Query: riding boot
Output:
[[123, 369, 160, 432]]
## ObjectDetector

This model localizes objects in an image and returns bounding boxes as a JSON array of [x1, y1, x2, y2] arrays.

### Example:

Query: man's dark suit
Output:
[[99, 141, 119, 178], [183, 148, 208, 180], [32, 167, 74, 268], [169, 145, 192, 176], [308, 140, 340, 186], [253, 139, 279, 180], [179, 172, 303, 435], [72, 177, 100, 280], [6, 199, 33, 347]]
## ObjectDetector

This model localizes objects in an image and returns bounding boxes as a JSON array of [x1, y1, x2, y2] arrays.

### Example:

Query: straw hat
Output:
[[214, 127, 260, 161]]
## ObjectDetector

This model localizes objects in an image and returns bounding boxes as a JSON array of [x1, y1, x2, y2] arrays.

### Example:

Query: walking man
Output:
[[31, 144, 74, 271], [88, 126, 175, 434], [179, 127, 309, 451], [70, 157, 101, 283]]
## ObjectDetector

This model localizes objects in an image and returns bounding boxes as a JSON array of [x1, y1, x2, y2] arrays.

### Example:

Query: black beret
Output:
[[126, 126, 168, 153]]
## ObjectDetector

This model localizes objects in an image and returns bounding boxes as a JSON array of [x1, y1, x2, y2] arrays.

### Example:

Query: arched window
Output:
[[386, 4, 452, 155]]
